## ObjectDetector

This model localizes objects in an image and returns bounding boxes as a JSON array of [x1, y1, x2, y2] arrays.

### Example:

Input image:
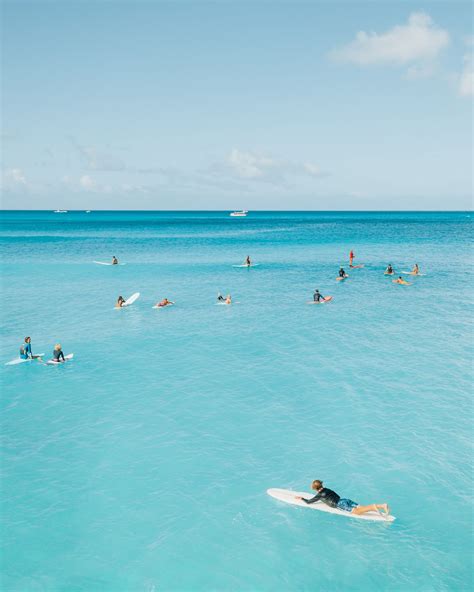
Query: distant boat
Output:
[[85, 210, 91, 213], [230, 210, 248, 217], [53, 209, 68, 213]]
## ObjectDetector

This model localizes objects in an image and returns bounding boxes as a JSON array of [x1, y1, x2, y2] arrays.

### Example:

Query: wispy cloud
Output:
[[2, 168, 28, 190], [330, 12, 449, 71], [69, 138, 126, 172]]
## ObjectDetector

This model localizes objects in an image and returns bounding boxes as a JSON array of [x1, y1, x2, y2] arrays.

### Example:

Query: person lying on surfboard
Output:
[[393, 276, 411, 285], [116, 296, 126, 308], [313, 289, 326, 303], [156, 298, 174, 307], [112, 256, 118, 265], [295, 480, 390, 517], [385, 264, 394, 275], [338, 267, 348, 279]]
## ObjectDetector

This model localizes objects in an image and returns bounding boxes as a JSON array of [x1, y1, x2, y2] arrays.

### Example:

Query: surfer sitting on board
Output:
[[411, 263, 419, 275], [385, 264, 394, 275], [313, 289, 326, 303], [338, 267, 348, 279], [20, 336, 36, 360], [296, 480, 389, 517], [112, 256, 118, 265], [116, 296, 126, 308], [51, 344, 65, 363], [245, 256, 251, 267]]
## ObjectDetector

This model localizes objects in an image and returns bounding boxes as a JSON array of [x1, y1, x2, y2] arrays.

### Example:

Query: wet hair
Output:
[[312, 479, 323, 490], [25, 336, 31, 342]]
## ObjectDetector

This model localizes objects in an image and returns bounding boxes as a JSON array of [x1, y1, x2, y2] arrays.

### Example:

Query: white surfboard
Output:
[[5, 354, 45, 366], [93, 261, 126, 266], [152, 303, 174, 309], [215, 301, 240, 305], [401, 271, 426, 276], [121, 292, 140, 307], [46, 353, 74, 365], [267, 489, 395, 522], [232, 264, 260, 268]]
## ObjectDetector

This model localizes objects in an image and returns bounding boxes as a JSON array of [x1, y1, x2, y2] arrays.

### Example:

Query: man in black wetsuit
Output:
[[339, 267, 348, 278], [296, 479, 390, 516], [313, 290, 325, 302]]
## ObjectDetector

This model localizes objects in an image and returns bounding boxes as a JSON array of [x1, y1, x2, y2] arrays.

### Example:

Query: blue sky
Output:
[[1, 0, 473, 210]]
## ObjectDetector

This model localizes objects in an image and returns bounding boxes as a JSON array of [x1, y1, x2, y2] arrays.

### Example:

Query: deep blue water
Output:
[[1, 211, 472, 591]]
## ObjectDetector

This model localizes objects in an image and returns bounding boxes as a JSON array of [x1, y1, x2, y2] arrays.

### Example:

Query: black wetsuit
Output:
[[303, 488, 340, 508], [53, 349, 65, 362], [339, 269, 346, 277], [314, 292, 325, 302]]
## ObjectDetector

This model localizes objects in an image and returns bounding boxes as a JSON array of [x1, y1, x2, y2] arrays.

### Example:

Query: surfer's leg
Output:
[[352, 503, 389, 516]]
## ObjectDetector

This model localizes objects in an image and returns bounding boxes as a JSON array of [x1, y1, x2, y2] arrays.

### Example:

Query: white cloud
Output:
[[4, 168, 27, 185], [459, 50, 474, 97], [79, 175, 96, 189], [221, 149, 326, 184], [330, 12, 449, 67]]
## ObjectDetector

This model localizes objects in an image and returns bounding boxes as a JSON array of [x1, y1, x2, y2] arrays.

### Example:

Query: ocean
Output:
[[1, 210, 472, 591]]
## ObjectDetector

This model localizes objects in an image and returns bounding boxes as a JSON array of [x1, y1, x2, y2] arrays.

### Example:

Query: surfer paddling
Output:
[[393, 276, 411, 285], [296, 480, 390, 518], [156, 298, 174, 308]]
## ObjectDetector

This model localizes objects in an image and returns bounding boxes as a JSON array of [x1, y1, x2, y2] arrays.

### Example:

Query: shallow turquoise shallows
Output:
[[1, 211, 472, 591]]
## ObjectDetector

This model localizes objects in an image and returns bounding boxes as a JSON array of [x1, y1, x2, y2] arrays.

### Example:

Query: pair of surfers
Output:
[[115, 296, 174, 308], [19, 337, 67, 364]]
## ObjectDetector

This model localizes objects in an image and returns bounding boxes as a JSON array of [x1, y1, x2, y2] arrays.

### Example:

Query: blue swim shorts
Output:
[[337, 498, 358, 512]]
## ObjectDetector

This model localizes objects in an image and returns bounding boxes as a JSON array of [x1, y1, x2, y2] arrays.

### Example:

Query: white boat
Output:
[[230, 210, 248, 217], [85, 210, 91, 213], [53, 209, 68, 213]]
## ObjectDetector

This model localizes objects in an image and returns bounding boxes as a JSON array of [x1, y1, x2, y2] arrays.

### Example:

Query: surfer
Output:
[[385, 264, 394, 275], [313, 289, 326, 303], [296, 480, 390, 517], [217, 293, 226, 302], [51, 344, 65, 363], [112, 256, 118, 265], [393, 276, 411, 285], [349, 250, 354, 267], [19, 336, 40, 360], [411, 263, 419, 275], [116, 296, 126, 308], [245, 256, 251, 267], [338, 267, 348, 279], [156, 298, 174, 307], [225, 294, 232, 304]]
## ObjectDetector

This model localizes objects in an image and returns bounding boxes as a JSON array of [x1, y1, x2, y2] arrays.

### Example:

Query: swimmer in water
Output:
[[156, 298, 174, 307], [385, 264, 394, 275], [411, 263, 419, 275], [225, 294, 232, 304], [51, 344, 65, 363], [313, 289, 326, 302], [112, 256, 118, 265], [393, 276, 411, 285], [349, 250, 354, 267], [116, 296, 126, 308], [295, 479, 390, 518], [338, 267, 348, 279]]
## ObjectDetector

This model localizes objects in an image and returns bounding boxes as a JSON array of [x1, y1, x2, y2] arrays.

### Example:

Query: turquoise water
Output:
[[1, 211, 472, 591]]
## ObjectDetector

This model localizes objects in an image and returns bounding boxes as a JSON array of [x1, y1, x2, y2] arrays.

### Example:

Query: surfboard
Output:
[[401, 271, 425, 276], [392, 280, 411, 285], [93, 261, 126, 266], [232, 264, 260, 268], [349, 265, 364, 269], [115, 292, 140, 308], [307, 296, 333, 304], [152, 303, 174, 309], [46, 353, 74, 365], [336, 276, 348, 281], [267, 489, 395, 522], [5, 354, 45, 366]]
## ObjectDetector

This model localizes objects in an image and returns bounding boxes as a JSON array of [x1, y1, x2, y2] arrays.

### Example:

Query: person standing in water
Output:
[[295, 480, 390, 517], [51, 344, 66, 363], [112, 256, 119, 265], [313, 289, 326, 302], [349, 250, 354, 267]]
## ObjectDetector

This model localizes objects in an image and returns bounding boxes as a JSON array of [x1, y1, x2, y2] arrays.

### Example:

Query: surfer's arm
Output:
[[301, 494, 321, 504]]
